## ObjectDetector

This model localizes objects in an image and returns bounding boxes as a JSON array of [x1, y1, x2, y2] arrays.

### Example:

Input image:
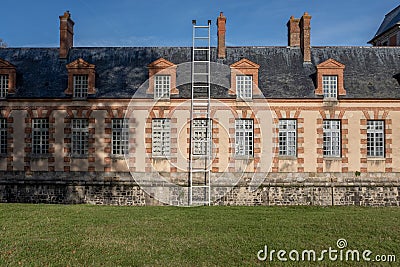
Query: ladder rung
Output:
[[194, 37, 209, 40], [194, 48, 209, 51], [193, 73, 209, 76], [193, 61, 209, 63], [193, 85, 209, 88], [194, 26, 210, 29]]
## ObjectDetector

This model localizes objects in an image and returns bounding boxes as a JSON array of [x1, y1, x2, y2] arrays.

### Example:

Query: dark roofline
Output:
[[369, 4, 400, 44]]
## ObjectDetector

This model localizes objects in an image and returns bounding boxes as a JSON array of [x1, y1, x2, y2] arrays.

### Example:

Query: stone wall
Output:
[[0, 171, 399, 206]]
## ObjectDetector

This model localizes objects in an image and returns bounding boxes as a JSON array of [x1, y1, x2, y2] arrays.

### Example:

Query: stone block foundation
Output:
[[0, 172, 399, 206]]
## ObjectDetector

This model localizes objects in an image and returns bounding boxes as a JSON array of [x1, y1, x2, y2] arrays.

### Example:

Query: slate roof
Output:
[[0, 46, 399, 99], [371, 5, 400, 41]]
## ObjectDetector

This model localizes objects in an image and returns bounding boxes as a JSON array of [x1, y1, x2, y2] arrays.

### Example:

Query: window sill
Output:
[[29, 154, 51, 159], [367, 157, 385, 161], [152, 156, 170, 160], [71, 154, 88, 159], [323, 157, 342, 161], [234, 156, 254, 160], [110, 155, 126, 160], [279, 156, 297, 160]]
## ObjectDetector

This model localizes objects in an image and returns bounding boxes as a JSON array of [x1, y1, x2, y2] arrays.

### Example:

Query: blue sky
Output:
[[0, 0, 399, 47]]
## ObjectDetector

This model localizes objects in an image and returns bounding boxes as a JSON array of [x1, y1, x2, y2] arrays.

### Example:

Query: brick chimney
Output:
[[217, 12, 226, 59], [300, 12, 312, 63], [287, 16, 300, 47], [59, 11, 74, 59]]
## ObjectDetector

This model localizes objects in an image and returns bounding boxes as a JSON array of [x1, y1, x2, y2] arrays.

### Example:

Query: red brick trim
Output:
[[147, 58, 178, 95], [315, 59, 346, 96], [65, 58, 96, 96], [0, 58, 17, 94]]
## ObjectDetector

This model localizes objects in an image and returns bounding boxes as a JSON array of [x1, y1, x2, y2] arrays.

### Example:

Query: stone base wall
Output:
[[0, 172, 399, 206]]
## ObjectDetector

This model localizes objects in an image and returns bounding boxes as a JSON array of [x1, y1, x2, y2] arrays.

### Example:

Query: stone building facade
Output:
[[0, 9, 400, 206]]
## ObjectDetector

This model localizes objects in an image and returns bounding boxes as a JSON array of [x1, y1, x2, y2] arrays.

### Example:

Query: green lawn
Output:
[[0, 204, 398, 266]]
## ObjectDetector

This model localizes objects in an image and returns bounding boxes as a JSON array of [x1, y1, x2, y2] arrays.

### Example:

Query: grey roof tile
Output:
[[0, 46, 399, 99]]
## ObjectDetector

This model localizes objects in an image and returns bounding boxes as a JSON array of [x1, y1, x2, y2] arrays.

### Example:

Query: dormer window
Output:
[[236, 75, 252, 100], [315, 59, 346, 99], [147, 58, 178, 100], [65, 58, 95, 99], [154, 75, 171, 99], [230, 58, 260, 100], [0, 74, 8, 98], [73, 75, 88, 98], [322, 75, 337, 99], [0, 58, 16, 98]]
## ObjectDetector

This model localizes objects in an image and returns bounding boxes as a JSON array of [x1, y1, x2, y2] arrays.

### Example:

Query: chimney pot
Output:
[[59, 11, 74, 59], [217, 12, 227, 59]]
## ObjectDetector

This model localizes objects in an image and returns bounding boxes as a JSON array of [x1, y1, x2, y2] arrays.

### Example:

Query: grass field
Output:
[[0, 204, 398, 266]]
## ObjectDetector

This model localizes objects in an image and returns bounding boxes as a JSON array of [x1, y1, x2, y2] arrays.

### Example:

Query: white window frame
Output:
[[323, 120, 341, 157], [32, 118, 49, 154], [112, 118, 129, 156], [322, 75, 337, 99], [154, 75, 170, 99], [72, 119, 89, 156], [152, 119, 170, 157], [73, 75, 89, 98], [235, 119, 253, 157], [367, 120, 385, 158], [279, 119, 297, 156], [192, 119, 211, 156], [0, 74, 9, 98], [236, 75, 252, 100], [0, 118, 7, 154]]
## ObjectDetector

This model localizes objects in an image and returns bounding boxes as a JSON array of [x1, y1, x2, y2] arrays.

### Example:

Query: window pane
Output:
[[367, 120, 384, 157], [235, 119, 253, 156], [152, 119, 170, 156], [279, 120, 297, 156], [322, 75, 337, 99], [0, 75, 9, 98], [112, 118, 129, 155], [236, 75, 252, 99], [192, 119, 211, 155], [72, 119, 88, 155], [73, 75, 89, 98], [323, 120, 341, 157], [154, 75, 170, 99], [0, 118, 7, 154], [32, 119, 49, 154]]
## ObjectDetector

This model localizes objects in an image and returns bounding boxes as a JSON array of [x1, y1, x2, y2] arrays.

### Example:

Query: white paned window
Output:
[[73, 75, 88, 98], [323, 120, 341, 157], [112, 118, 129, 155], [279, 120, 297, 156], [235, 119, 253, 157], [154, 75, 170, 99], [367, 120, 385, 157], [322, 75, 337, 99], [192, 119, 211, 155], [0, 74, 8, 98], [0, 118, 6, 154], [236, 75, 252, 100], [152, 119, 170, 156], [72, 119, 88, 155], [32, 119, 49, 154]]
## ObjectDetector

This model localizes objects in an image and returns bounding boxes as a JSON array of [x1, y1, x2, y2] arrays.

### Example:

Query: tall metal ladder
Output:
[[189, 19, 212, 206]]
